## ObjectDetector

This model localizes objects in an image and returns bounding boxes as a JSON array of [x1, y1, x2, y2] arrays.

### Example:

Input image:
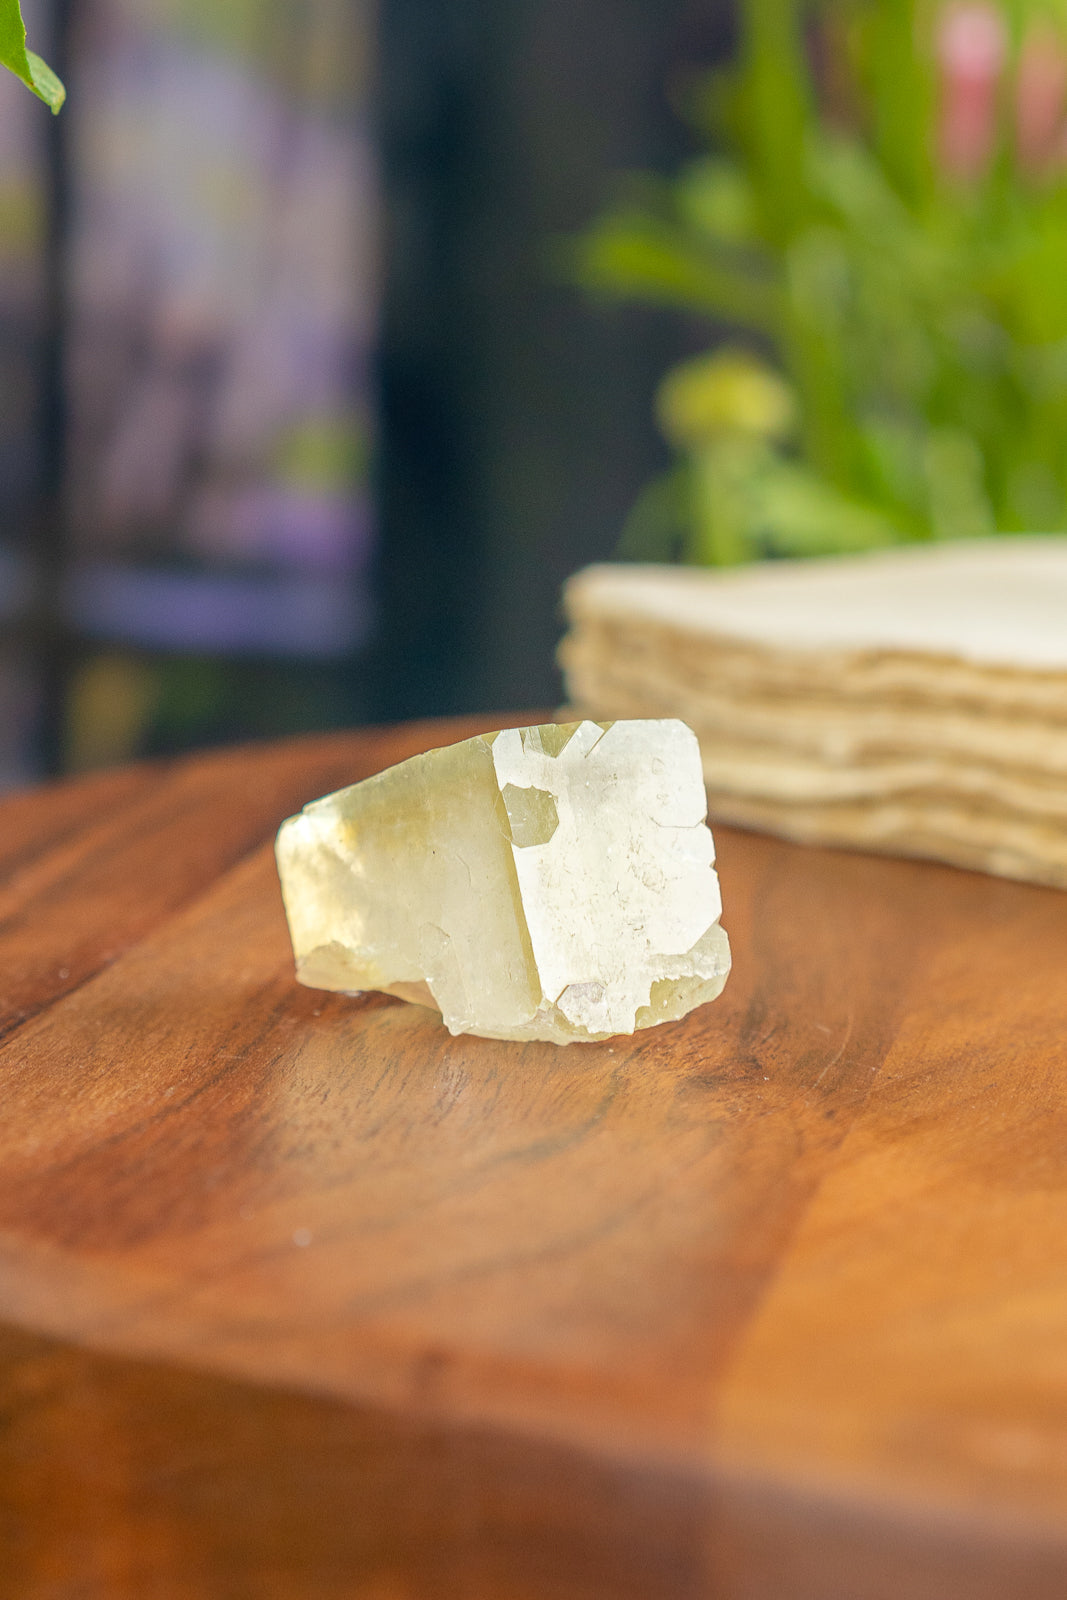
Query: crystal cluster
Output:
[[276, 719, 731, 1043]]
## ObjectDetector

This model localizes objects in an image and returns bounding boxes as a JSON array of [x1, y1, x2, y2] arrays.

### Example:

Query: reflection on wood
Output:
[[0, 715, 1066, 1596]]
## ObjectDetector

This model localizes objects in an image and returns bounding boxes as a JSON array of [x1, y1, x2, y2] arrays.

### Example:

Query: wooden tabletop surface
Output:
[[2, 714, 1067, 1599]]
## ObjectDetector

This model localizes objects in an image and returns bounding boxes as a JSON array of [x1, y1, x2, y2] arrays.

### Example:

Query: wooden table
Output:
[[2, 714, 1067, 1599]]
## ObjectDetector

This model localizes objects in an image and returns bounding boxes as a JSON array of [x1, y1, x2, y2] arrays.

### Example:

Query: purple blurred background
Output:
[[0, 0, 377, 778]]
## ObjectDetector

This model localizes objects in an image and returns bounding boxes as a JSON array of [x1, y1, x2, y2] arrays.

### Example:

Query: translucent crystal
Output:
[[275, 719, 731, 1043]]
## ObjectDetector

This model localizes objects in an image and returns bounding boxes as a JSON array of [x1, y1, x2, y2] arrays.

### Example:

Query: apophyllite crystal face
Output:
[[275, 719, 731, 1043]]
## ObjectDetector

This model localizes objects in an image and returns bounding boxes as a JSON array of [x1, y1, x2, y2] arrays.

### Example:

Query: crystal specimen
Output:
[[275, 719, 731, 1043]]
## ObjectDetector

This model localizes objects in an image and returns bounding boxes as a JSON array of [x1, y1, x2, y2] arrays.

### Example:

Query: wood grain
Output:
[[1, 715, 1066, 1597]]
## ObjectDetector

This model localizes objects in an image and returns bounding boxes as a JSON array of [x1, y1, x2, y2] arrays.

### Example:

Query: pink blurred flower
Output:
[[1016, 21, 1067, 174], [936, 2, 1007, 180]]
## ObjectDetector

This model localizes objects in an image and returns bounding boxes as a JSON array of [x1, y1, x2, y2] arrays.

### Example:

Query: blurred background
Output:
[[2, 0, 1067, 783]]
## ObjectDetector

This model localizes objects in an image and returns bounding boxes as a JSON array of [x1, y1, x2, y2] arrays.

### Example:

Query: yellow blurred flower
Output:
[[656, 348, 796, 449]]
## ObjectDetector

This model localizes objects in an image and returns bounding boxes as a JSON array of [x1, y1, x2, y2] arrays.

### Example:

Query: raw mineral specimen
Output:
[[275, 719, 731, 1044]]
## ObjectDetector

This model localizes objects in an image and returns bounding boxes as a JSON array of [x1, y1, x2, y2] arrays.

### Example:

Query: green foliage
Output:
[[0, 0, 64, 111], [577, 0, 1067, 563]]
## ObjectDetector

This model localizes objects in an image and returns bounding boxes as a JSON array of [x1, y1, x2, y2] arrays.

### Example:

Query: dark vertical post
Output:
[[372, 0, 734, 722], [371, 0, 489, 721], [33, 0, 73, 775]]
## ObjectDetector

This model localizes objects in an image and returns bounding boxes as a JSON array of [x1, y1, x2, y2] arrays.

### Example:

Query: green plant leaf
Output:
[[734, 0, 813, 242], [674, 158, 758, 244], [616, 468, 689, 561], [0, 0, 64, 111], [574, 211, 781, 332], [575, 0, 1067, 567]]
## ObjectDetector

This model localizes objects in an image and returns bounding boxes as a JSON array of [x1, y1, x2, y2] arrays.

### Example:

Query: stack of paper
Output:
[[560, 539, 1067, 888]]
